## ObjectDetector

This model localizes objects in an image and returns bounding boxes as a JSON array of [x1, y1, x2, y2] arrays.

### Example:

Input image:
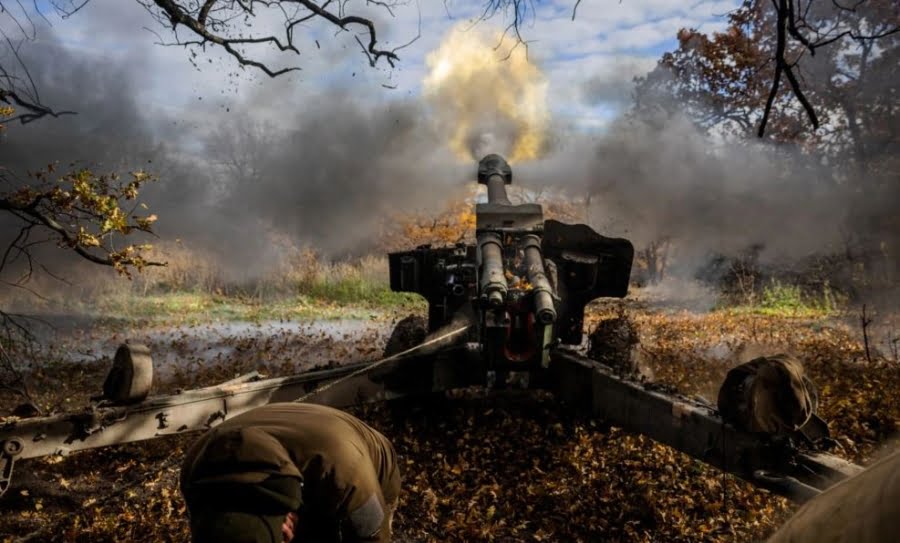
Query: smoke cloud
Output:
[[1, 20, 895, 305], [0, 33, 467, 277], [516, 64, 897, 304], [204, 96, 466, 260], [520, 113, 846, 263], [423, 23, 549, 163]]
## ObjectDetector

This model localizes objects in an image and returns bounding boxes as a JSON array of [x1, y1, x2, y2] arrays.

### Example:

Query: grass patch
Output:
[[296, 276, 418, 306], [85, 290, 425, 324], [717, 279, 842, 318], [2, 250, 427, 323]]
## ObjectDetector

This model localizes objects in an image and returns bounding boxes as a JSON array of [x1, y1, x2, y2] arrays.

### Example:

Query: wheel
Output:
[[383, 315, 427, 357], [382, 315, 439, 418]]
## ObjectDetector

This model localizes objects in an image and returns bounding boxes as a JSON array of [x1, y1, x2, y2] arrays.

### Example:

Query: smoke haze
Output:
[[1, 21, 896, 301], [0, 34, 467, 276], [517, 113, 847, 265]]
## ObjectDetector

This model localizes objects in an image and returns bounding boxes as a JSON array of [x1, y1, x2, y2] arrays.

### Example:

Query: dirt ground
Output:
[[1, 300, 898, 542]]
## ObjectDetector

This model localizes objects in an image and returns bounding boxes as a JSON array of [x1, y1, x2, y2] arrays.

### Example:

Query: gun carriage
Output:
[[0, 155, 860, 505]]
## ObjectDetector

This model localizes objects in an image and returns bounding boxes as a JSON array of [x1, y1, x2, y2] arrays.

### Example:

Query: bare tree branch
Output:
[[758, 0, 787, 137], [569, 0, 897, 137], [755, 0, 899, 135], [54, 0, 90, 18], [291, 0, 399, 67], [0, 88, 76, 124], [788, 0, 900, 53], [141, 0, 402, 75], [782, 54, 819, 129]]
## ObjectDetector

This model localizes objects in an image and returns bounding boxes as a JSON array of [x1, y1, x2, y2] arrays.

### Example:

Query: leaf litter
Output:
[[1, 302, 897, 542]]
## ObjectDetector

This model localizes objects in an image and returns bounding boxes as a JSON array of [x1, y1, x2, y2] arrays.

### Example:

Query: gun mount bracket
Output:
[[2, 438, 23, 457], [753, 469, 822, 502], [0, 437, 24, 498]]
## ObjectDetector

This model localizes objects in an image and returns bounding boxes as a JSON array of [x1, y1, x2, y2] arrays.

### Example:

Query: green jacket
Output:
[[181, 402, 400, 542]]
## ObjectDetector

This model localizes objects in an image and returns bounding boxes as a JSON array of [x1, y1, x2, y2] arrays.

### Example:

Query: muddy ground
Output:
[[1, 299, 898, 542]]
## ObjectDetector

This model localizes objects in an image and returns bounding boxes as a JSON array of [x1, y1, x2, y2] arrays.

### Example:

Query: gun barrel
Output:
[[486, 176, 510, 204], [478, 232, 507, 306], [477, 154, 512, 205], [522, 235, 556, 324]]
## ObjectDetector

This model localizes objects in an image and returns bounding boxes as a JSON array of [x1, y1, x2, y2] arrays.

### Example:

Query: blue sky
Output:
[[11, 0, 740, 131]]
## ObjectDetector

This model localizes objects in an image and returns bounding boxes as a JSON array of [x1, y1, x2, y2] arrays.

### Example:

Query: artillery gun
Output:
[[387, 153, 632, 374], [0, 155, 860, 507]]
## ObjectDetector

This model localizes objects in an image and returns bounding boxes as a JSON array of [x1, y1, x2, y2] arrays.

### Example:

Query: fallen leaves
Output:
[[0, 302, 896, 541], [586, 304, 899, 464], [348, 395, 791, 543]]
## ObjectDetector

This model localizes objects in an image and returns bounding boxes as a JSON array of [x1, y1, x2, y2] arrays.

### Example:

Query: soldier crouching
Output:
[[180, 402, 401, 543]]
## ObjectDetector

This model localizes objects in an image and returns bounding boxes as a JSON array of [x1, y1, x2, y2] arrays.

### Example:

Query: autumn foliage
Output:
[[1, 108, 163, 278], [379, 184, 588, 253], [3, 303, 898, 542]]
